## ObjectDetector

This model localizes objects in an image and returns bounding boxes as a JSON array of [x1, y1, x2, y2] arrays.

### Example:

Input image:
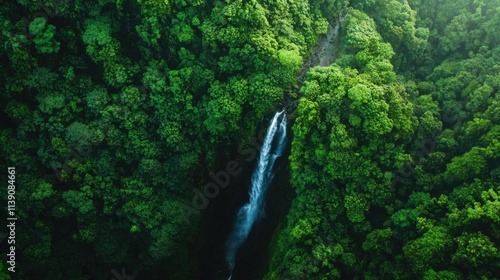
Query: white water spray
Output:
[[226, 111, 287, 278]]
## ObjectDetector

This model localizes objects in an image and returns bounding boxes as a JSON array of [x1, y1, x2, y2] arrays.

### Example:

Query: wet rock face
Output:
[[283, 10, 347, 118], [296, 14, 346, 87]]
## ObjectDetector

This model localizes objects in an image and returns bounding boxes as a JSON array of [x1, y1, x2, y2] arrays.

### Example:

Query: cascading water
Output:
[[225, 111, 287, 278]]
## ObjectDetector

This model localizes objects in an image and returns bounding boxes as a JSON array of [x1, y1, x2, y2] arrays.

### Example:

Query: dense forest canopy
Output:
[[0, 0, 499, 279]]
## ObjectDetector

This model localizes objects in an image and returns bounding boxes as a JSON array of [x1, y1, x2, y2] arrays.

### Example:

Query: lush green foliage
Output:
[[0, 0, 499, 279], [267, 1, 500, 279], [0, 0, 339, 279]]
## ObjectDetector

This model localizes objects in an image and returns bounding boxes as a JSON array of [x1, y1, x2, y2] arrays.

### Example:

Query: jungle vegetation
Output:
[[0, 0, 499, 279]]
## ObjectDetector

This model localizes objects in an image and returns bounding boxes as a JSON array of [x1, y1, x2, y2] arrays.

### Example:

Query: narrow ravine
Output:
[[205, 12, 347, 280], [284, 12, 346, 115], [297, 14, 346, 88]]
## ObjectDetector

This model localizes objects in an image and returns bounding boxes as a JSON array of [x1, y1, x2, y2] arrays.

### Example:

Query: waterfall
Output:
[[226, 111, 287, 277]]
